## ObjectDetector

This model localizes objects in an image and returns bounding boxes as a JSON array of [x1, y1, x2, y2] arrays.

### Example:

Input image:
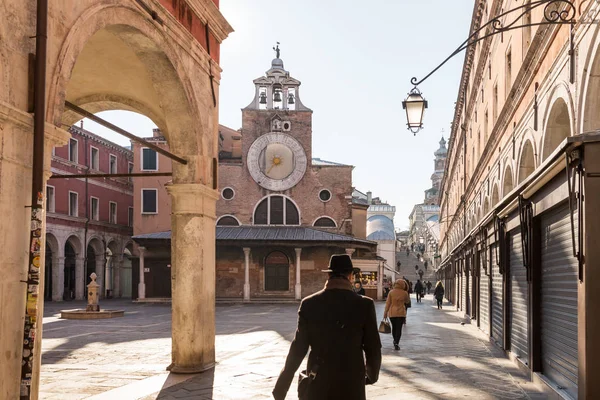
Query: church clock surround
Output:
[[247, 132, 307, 191]]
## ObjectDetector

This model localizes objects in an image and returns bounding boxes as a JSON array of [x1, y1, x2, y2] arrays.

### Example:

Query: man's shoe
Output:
[[394, 344, 400, 351]]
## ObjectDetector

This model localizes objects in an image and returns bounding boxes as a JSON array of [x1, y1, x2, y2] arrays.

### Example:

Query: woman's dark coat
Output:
[[272, 278, 382, 400]]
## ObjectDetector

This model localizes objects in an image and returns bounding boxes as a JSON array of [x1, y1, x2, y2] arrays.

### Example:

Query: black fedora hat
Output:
[[321, 254, 354, 273]]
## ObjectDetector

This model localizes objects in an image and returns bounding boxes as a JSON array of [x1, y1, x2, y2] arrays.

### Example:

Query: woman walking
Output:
[[383, 279, 410, 350], [434, 281, 445, 310]]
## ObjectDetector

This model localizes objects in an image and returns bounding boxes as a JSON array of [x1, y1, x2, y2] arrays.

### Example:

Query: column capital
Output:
[[295, 248, 302, 256], [243, 247, 251, 256], [166, 183, 218, 218], [345, 248, 355, 257], [138, 246, 146, 254]]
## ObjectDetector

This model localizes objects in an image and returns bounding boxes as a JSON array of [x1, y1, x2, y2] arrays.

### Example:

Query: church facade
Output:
[[132, 50, 377, 301]]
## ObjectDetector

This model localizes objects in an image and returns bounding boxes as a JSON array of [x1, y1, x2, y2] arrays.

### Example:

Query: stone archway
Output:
[[518, 140, 536, 184], [64, 235, 82, 301], [503, 165, 514, 198], [492, 184, 500, 206], [582, 32, 600, 132], [44, 3, 232, 376], [542, 98, 571, 161], [87, 237, 105, 297], [0, 1, 232, 395]]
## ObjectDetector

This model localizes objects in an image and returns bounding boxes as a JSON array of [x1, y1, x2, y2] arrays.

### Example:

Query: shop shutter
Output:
[[461, 267, 467, 312], [479, 250, 490, 335], [509, 229, 529, 365], [491, 243, 503, 346], [540, 204, 578, 398]]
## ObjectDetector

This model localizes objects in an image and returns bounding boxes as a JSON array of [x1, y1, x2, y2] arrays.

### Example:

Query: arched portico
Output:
[[542, 97, 572, 162], [518, 139, 536, 184], [44, 2, 232, 377], [502, 165, 514, 199], [0, 1, 232, 396]]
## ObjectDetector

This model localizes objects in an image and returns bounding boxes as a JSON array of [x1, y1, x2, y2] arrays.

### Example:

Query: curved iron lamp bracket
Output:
[[411, 0, 577, 87]]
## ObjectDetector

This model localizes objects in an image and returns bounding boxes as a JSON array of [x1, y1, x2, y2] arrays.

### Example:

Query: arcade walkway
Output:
[[40, 295, 544, 399]]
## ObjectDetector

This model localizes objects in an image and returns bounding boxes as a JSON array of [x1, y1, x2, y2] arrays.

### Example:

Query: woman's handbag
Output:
[[405, 298, 412, 309], [378, 318, 391, 334]]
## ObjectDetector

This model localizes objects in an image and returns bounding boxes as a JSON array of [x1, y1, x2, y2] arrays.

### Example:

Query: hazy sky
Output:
[[82, 1, 474, 230]]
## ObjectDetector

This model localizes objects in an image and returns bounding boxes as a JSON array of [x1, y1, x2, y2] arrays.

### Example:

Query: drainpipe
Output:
[[22, 0, 48, 398]]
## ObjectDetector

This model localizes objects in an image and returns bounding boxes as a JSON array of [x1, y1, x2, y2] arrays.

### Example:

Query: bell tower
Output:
[[244, 43, 310, 111]]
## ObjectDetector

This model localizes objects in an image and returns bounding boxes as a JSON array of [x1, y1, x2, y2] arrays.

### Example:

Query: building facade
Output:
[[408, 137, 447, 264], [132, 53, 377, 301], [45, 125, 134, 302], [437, 1, 600, 398]]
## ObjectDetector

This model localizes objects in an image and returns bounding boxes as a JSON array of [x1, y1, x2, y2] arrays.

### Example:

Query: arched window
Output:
[[253, 195, 300, 225], [313, 217, 336, 228], [217, 216, 240, 226]]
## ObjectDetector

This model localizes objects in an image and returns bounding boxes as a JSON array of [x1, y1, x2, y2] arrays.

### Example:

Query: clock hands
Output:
[[267, 155, 283, 175]]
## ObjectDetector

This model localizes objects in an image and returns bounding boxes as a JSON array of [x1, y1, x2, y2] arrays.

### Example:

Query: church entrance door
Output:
[[265, 252, 290, 291]]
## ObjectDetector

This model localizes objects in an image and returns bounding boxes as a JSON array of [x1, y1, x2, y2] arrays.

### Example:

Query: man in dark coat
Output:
[[273, 254, 382, 400]]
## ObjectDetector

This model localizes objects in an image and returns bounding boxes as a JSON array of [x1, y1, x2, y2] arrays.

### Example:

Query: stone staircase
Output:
[[395, 250, 437, 286]]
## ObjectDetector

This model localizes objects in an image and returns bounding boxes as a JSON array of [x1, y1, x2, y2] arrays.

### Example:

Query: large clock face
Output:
[[247, 133, 307, 191]]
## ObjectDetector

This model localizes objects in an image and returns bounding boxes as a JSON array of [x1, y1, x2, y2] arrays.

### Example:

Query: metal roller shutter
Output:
[[540, 205, 578, 399], [479, 250, 490, 335], [491, 243, 503, 346], [461, 269, 467, 312], [509, 229, 529, 364]]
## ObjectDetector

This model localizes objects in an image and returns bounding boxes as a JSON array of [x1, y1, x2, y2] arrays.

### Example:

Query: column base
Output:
[[295, 283, 302, 300], [167, 362, 215, 374], [243, 283, 250, 302], [138, 282, 146, 299]]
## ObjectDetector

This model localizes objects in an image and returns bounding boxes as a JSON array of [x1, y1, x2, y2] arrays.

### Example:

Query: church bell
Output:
[[288, 93, 295, 104], [259, 92, 267, 104], [273, 90, 282, 102]]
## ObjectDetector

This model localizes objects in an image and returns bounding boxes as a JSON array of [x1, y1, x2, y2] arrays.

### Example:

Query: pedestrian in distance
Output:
[[406, 247, 410, 257], [434, 281, 445, 310], [414, 280, 424, 303], [383, 279, 410, 351], [426, 280, 432, 294], [353, 281, 366, 296], [273, 254, 382, 400]]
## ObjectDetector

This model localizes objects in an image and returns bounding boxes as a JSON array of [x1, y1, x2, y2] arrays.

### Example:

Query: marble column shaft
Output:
[[166, 183, 218, 373]]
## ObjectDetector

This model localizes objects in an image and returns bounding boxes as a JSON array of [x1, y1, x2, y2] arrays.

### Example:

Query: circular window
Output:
[[222, 187, 235, 200], [319, 189, 332, 202]]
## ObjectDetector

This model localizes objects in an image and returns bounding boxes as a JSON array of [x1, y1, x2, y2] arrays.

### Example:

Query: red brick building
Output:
[[45, 125, 134, 301], [133, 52, 377, 301]]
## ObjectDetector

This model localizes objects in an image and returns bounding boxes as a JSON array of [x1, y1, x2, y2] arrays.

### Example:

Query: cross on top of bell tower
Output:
[[244, 43, 311, 112]]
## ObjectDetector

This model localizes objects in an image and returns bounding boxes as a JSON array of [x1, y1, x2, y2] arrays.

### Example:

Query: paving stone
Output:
[[40, 297, 539, 399]]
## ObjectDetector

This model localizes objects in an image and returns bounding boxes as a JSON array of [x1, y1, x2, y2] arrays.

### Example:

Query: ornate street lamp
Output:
[[405, 0, 577, 133], [402, 87, 428, 135]]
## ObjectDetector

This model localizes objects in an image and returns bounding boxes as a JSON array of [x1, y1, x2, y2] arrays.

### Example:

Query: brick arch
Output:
[[47, 2, 211, 185], [541, 83, 575, 163]]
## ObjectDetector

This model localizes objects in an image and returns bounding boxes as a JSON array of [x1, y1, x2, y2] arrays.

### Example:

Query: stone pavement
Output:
[[40, 295, 545, 399]]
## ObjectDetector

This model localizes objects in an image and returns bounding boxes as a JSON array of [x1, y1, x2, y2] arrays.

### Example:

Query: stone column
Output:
[[166, 183, 218, 373], [75, 257, 85, 300], [95, 255, 105, 298], [113, 254, 123, 298], [345, 248, 355, 257], [243, 248, 251, 302], [138, 247, 146, 300], [295, 248, 302, 300], [52, 256, 64, 301]]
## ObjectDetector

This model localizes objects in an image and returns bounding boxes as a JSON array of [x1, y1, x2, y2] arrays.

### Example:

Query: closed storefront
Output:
[[491, 242, 503, 346], [540, 204, 578, 399], [479, 250, 490, 335], [461, 264, 467, 312], [508, 229, 529, 365]]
